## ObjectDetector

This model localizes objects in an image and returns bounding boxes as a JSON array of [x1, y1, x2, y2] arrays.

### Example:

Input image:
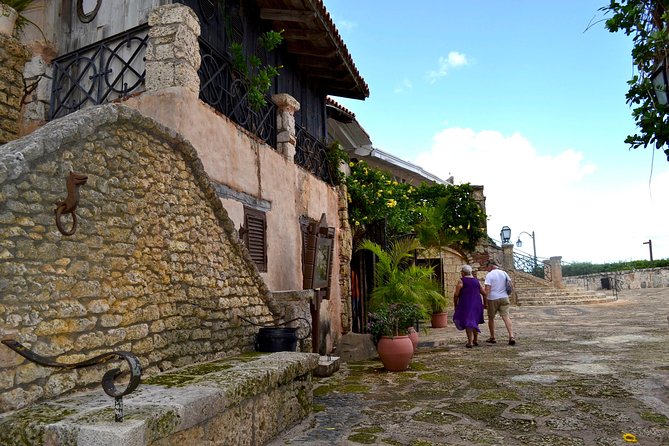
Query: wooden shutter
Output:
[[244, 207, 267, 272]]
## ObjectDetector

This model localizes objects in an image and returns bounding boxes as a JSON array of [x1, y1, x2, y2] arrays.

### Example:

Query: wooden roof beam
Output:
[[260, 8, 316, 22]]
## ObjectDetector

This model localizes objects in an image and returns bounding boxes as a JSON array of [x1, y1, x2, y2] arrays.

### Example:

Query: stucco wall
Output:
[[124, 87, 344, 350], [0, 104, 277, 413]]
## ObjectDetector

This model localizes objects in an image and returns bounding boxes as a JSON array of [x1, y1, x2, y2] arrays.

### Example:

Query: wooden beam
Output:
[[260, 8, 316, 22]]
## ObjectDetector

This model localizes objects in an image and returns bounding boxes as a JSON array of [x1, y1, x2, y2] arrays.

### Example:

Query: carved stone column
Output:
[[272, 93, 300, 159], [146, 4, 201, 93]]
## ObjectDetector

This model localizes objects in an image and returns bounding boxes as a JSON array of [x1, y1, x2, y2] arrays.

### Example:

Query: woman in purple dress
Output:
[[453, 265, 487, 348]]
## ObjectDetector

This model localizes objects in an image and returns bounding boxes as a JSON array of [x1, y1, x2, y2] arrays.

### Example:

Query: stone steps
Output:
[[516, 289, 616, 306]]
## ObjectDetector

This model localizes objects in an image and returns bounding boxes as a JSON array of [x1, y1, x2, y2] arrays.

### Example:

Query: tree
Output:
[[601, 0, 669, 161]]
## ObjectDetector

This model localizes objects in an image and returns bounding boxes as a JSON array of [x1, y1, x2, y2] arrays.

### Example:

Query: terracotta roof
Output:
[[326, 96, 355, 121], [255, 0, 370, 100]]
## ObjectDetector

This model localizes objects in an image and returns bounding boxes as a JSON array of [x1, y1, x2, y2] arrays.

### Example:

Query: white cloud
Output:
[[413, 128, 669, 263], [336, 19, 356, 32], [394, 78, 413, 93], [427, 51, 468, 83]]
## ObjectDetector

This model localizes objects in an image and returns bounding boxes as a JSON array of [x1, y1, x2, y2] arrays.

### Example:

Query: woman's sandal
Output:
[[508, 337, 516, 346], [485, 337, 496, 344], [473, 341, 479, 347], [465, 343, 473, 349]]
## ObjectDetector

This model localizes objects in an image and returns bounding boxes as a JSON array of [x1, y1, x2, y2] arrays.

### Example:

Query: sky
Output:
[[324, 0, 669, 264]]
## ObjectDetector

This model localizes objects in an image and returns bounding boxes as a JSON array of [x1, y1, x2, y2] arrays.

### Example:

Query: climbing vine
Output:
[[601, 0, 669, 161], [230, 29, 284, 111]]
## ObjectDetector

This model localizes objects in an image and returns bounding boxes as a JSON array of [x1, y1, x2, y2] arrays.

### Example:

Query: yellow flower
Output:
[[392, 181, 398, 186], [386, 199, 397, 208], [349, 161, 355, 167], [623, 433, 637, 443]]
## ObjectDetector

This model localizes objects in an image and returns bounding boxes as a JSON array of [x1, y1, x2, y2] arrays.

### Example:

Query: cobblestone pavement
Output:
[[268, 289, 669, 446]]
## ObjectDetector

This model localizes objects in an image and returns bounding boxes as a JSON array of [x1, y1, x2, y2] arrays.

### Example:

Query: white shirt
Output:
[[484, 268, 510, 300]]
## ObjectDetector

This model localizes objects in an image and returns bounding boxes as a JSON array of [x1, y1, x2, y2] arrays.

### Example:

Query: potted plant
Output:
[[358, 237, 442, 370], [367, 301, 423, 371], [1, 0, 43, 38]]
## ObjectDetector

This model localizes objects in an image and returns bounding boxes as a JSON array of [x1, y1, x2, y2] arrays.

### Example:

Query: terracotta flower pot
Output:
[[377, 335, 414, 371], [431, 311, 448, 328], [407, 326, 419, 352], [0, 4, 19, 36]]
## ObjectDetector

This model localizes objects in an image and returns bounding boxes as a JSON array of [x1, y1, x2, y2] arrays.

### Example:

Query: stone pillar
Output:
[[0, 33, 30, 144], [272, 93, 300, 159], [146, 4, 201, 94], [337, 184, 352, 333], [547, 256, 563, 288], [501, 244, 515, 271]]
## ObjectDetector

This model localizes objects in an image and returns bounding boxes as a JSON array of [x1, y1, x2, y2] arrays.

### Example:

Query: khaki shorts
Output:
[[487, 298, 510, 319]]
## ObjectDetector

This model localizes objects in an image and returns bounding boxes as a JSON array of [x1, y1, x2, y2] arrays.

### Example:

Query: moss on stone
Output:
[[640, 411, 669, 424], [143, 373, 201, 387], [0, 404, 77, 446], [370, 400, 416, 412], [347, 432, 377, 443], [313, 384, 335, 397], [412, 408, 459, 424], [354, 425, 385, 434], [478, 389, 521, 401], [340, 384, 370, 394], [418, 372, 455, 383], [447, 401, 507, 421], [409, 361, 431, 371], [511, 403, 552, 417], [312, 403, 326, 412]]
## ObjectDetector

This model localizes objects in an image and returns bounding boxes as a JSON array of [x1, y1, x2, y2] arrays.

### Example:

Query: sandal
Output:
[[508, 337, 516, 346], [465, 343, 473, 349], [473, 341, 479, 347], [485, 338, 496, 344]]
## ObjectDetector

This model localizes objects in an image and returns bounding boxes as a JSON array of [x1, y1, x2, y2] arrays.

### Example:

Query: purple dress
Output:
[[452, 277, 484, 332]]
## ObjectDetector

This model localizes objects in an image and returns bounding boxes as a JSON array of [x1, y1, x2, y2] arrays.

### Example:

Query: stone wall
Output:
[[0, 34, 30, 144], [563, 267, 669, 290], [0, 104, 279, 413]]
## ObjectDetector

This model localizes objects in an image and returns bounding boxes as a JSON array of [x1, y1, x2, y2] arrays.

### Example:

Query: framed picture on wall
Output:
[[312, 236, 333, 289]]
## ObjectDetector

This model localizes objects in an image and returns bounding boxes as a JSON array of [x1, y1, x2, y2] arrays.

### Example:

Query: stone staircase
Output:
[[509, 270, 617, 306]]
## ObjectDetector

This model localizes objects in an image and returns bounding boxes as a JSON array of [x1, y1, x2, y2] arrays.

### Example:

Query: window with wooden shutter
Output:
[[243, 207, 267, 272]]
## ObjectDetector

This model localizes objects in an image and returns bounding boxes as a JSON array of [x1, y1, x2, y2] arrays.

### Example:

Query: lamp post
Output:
[[516, 230, 537, 270], [643, 239, 654, 262], [500, 226, 511, 244]]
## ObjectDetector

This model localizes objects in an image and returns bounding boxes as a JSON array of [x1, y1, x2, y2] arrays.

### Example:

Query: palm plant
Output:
[[357, 237, 442, 319]]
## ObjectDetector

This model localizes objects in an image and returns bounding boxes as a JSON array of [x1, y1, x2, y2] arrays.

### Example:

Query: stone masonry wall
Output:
[[0, 104, 277, 413], [0, 34, 30, 145], [563, 267, 669, 290]]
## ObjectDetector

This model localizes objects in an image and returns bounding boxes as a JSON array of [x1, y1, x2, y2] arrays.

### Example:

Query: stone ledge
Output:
[[0, 352, 319, 446]]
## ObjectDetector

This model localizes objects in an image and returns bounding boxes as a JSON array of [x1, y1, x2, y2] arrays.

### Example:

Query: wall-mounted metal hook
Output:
[[54, 172, 88, 236]]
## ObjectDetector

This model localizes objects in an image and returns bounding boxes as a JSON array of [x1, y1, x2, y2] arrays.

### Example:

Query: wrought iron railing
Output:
[[198, 40, 276, 148], [295, 124, 333, 184], [50, 25, 149, 120], [513, 250, 547, 279]]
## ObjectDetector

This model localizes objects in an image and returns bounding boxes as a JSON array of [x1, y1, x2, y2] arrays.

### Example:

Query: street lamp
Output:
[[500, 226, 511, 244], [516, 230, 537, 270], [643, 239, 654, 262]]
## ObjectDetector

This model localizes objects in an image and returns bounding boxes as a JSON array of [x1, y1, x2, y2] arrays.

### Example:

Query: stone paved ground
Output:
[[268, 289, 669, 446]]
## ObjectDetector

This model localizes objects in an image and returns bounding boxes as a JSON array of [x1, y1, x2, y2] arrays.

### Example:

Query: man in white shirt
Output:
[[483, 259, 516, 345]]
